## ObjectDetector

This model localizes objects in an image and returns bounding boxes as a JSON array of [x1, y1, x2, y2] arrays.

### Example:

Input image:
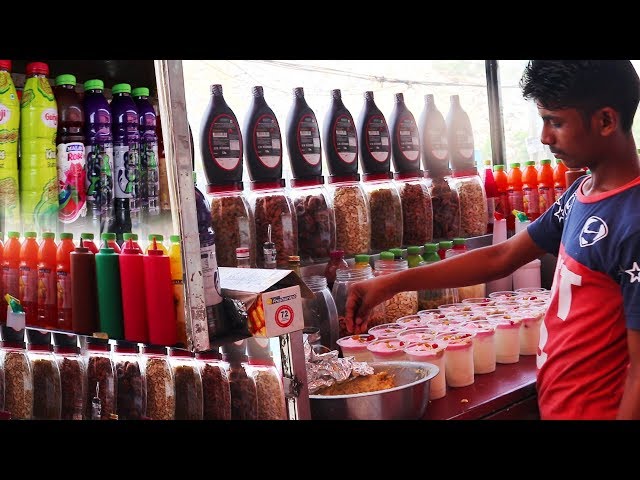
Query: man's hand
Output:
[[344, 276, 394, 334]]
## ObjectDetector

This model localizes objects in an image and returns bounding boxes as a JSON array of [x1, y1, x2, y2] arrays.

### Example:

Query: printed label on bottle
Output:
[[57, 141, 87, 223], [19, 266, 37, 303], [41, 108, 58, 129], [365, 116, 390, 162], [554, 186, 565, 202], [522, 187, 540, 216], [253, 114, 281, 168], [38, 267, 56, 306], [141, 141, 159, 213], [201, 242, 223, 307], [333, 115, 357, 163], [454, 130, 474, 159], [114, 143, 139, 201], [208, 114, 242, 170], [0, 102, 13, 125], [539, 186, 555, 213], [56, 270, 72, 310], [397, 115, 420, 161], [427, 129, 448, 160], [297, 114, 321, 165], [2, 267, 19, 297], [508, 190, 524, 212]]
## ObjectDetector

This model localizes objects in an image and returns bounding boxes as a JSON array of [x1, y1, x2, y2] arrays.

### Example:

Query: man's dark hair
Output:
[[519, 60, 640, 132]]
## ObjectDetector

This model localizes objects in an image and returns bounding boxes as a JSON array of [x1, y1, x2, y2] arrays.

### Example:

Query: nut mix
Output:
[[228, 364, 258, 420], [453, 177, 488, 237], [173, 364, 203, 420], [381, 291, 419, 324], [211, 194, 256, 267], [31, 357, 61, 420], [58, 356, 85, 420], [293, 192, 335, 264], [428, 176, 461, 240], [144, 357, 175, 420], [331, 184, 370, 256], [252, 194, 298, 268], [201, 363, 231, 420], [399, 181, 433, 246], [367, 187, 403, 251], [115, 359, 145, 420], [418, 289, 459, 311], [86, 355, 116, 420], [3, 351, 33, 419], [253, 368, 287, 420]]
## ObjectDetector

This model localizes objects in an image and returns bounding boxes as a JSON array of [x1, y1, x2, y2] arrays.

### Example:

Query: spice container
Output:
[[222, 340, 258, 420], [426, 173, 461, 240], [395, 173, 433, 246], [302, 275, 339, 351], [374, 252, 418, 324], [246, 337, 287, 420], [26, 329, 61, 420], [195, 349, 231, 420], [140, 344, 175, 420], [0, 325, 33, 419], [169, 347, 203, 420], [332, 266, 384, 337], [327, 174, 370, 256], [84, 336, 116, 420], [52, 332, 86, 420], [209, 183, 256, 267], [448, 169, 488, 238], [113, 340, 145, 420], [361, 172, 403, 253]]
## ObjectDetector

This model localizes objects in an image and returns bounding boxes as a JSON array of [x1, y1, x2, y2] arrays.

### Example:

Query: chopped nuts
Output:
[[252, 193, 298, 268], [331, 184, 370, 256], [366, 186, 403, 252], [398, 180, 433, 246], [293, 191, 336, 264], [451, 176, 488, 238], [428, 176, 461, 240], [211, 194, 255, 267]]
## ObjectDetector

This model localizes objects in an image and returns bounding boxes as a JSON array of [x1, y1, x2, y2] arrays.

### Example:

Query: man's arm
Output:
[[617, 329, 640, 419]]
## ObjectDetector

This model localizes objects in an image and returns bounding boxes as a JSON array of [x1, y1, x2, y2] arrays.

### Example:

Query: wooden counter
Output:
[[423, 354, 539, 420]]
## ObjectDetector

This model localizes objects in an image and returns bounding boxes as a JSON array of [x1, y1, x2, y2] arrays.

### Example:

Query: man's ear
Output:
[[596, 107, 618, 136]]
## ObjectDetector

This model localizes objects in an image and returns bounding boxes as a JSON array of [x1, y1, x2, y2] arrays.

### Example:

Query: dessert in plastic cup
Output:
[[404, 340, 447, 399], [451, 311, 487, 322], [425, 316, 466, 334], [368, 322, 407, 339], [337, 334, 376, 362], [417, 309, 448, 322], [438, 302, 475, 313], [488, 290, 519, 300], [397, 327, 439, 344], [460, 297, 495, 307], [518, 309, 544, 356], [366, 338, 408, 362], [486, 314, 523, 364], [494, 300, 526, 311], [462, 321, 496, 374], [395, 314, 430, 329], [436, 332, 475, 388], [514, 287, 548, 294]]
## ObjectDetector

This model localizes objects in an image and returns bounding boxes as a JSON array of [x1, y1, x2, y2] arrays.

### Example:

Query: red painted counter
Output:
[[423, 354, 539, 420]]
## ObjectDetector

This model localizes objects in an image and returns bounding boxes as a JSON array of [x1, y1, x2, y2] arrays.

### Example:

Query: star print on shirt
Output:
[[554, 192, 576, 223], [625, 262, 640, 283]]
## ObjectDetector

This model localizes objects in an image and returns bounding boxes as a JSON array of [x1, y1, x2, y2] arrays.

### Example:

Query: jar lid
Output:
[[25, 329, 51, 346], [249, 179, 285, 190], [0, 325, 25, 344], [451, 168, 479, 177], [114, 339, 140, 353], [362, 172, 392, 182], [169, 347, 194, 358], [407, 246, 422, 255], [393, 171, 423, 181], [328, 173, 360, 184], [195, 349, 222, 360], [85, 336, 110, 349], [290, 176, 324, 188], [206, 181, 244, 194], [142, 344, 168, 356], [52, 332, 78, 348]]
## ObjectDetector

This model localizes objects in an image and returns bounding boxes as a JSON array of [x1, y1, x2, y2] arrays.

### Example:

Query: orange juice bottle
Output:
[[1, 231, 21, 323], [19, 231, 39, 326], [0, 232, 3, 316], [538, 159, 555, 213], [37, 232, 58, 329], [493, 165, 510, 222], [145, 234, 167, 255], [56, 232, 76, 330], [522, 161, 540, 221], [553, 159, 568, 201], [507, 163, 523, 232], [169, 234, 186, 346]]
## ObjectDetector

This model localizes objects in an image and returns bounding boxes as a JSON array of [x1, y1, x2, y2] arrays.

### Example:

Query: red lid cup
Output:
[[368, 323, 406, 339], [397, 327, 439, 344]]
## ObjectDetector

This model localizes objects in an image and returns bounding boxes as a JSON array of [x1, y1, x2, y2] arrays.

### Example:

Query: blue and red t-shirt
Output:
[[527, 174, 640, 419]]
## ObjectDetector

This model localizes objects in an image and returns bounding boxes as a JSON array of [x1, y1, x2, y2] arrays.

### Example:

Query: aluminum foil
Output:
[[304, 339, 374, 394]]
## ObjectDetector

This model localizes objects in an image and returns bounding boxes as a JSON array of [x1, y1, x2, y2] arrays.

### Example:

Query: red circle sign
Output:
[[275, 305, 295, 328]]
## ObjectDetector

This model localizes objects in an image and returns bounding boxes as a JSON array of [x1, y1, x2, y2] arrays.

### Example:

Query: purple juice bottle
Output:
[[83, 79, 114, 234], [132, 87, 159, 217]]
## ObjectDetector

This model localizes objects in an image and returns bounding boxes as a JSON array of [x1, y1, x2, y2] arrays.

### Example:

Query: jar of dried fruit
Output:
[[248, 179, 298, 268], [425, 171, 461, 241], [26, 329, 61, 420], [209, 182, 256, 268], [140, 344, 175, 420], [83, 336, 116, 420], [168, 347, 203, 420], [326, 173, 371, 257], [0, 325, 33, 419], [195, 349, 231, 420], [52, 332, 86, 420], [361, 172, 403, 253], [289, 177, 336, 265], [394, 172, 433, 246], [221, 339, 258, 420], [246, 337, 287, 420], [448, 168, 488, 238], [374, 252, 418, 323], [113, 339, 146, 420]]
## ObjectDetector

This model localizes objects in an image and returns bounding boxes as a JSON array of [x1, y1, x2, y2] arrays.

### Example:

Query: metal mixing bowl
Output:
[[309, 361, 439, 420]]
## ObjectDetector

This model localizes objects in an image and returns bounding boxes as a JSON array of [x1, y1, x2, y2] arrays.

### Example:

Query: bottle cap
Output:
[[423, 243, 438, 253], [329, 250, 345, 260], [211, 84, 223, 96], [148, 234, 164, 241], [112, 83, 131, 94], [509, 162, 520, 169], [453, 238, 466, 246], [102, 232, 116, 241], [60, 232, 74, 240], [407, 246, 422, 255], [26, 62, 49, 76], [42, 232, 55, 240], [81, 232, 94, 240], [525, 160, 536, 166], [354, 254, 370, 263], [24, 231, 37, 238], [540, 159, 551, 165], [389, 248, 404, 259], [493, 165, 504, 171], [170, 235, 180, 243], [379, 251, 395, 261], [293, 86, 304, 98], [132, 87, 149, 97], [123, 233, 138, 241], [7, 231, 19, 238], [483, 159, 492, 166], [0, 60, 11, 71], [55, 74, 76, 86], [439, 240, 453, 249], [84, 79, 104, 91]]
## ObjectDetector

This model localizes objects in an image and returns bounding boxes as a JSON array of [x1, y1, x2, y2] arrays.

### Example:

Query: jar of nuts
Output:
[[168, 347, 203, 420], [289, 177, 336, 265], [52, 332, 86, 420], [26, 329, 61, 420], [448, 169, 488, 238], [140, 345, 175, 420], [326, 173, 371, 257], [83, 336, 116, 420], [248, 179, 298, 268], [374, 253, 418, 324], [113, 340, 146, 420], [209, 183, 256, 268], [0, 326, 33, 420], [361, 173, 403, 253], [195, 350, 231, 420], [426, 173, 461, 241], [394, 172, 433, 246], [246, 338, 287, 420]]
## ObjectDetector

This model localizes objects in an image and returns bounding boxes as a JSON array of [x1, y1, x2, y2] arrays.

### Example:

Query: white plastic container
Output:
[[336, 334, 376, 362], [437, 332, 475, 388], [461, 321, 496, 374], [487, 314, 523, 364], [404, 341, 447, 400], [512, 259, 541, 291]]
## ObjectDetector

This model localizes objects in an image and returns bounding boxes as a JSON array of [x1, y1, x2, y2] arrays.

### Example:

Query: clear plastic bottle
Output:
[[132, 87, 160, 218], [418, 243, 458, 311], [332, 266, 381, 337], [168, 347, 203, 420], [446, 95, 475, 172], [425, 172, 461, 241], [326, 173, 370, 256], [448, 169, 488, 238], [26, 329, 61, 420], [374, 252, 418, 324], [301, 275, 340, 351], [324, 249, 349, 291], [361, 172, 403, 253], [222, 340, 258, 420], [236, 247, 251, 268], [394, 172, 433, 246], [246, 337, 287, 421]]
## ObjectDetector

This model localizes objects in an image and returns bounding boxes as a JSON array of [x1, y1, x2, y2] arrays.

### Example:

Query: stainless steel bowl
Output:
[[309, 361, 439, 420]]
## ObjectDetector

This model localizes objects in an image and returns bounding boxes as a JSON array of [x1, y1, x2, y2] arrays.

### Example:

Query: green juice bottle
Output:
[[20, 62, 59, 233], [0, 60, 21, 232]]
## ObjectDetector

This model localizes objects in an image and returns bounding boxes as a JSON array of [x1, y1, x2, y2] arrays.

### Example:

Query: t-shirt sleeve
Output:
[[616, 231, 640, 330]]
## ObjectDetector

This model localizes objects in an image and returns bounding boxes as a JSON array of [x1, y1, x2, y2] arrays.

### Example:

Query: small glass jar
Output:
[[302, 275, 340, 351], [140, 344, 175, 420], [209, 183, 256, 268], [0, 326, 33, 419], [169, 347, 203, 420], [289, 177, 336, 265], [425, 173, 461, 240], [246, 338, 287, 420], [326, 173, 371, 256], [374, 254, 418, 324], [332, 266, 384, 337], [236, 247, 251, 268], [52, 332, 86, 420], [195, 350, 231, 420], [394, 172, 433, 246], [83, 336, 116, 420], [26, 329, 61, 420], [113, 340, 146, 420], [222, 340, 258, 420], [248, 179, 298, 268], [361, 172, 403, 253], [449, 169, 488, 238]]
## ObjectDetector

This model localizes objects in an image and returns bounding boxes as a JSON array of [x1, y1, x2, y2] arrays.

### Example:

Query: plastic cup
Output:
[[397, 327, 439, 345], [436, 332, 475, 387], [368, 323, 407, 340], [395, 314, 429, 329], [366, 338, 408, 362], [519, 310, 544, 355], [336, 334, 376, 362], [487, 314, 523, 364], [404, 341, 447, 399], [488, 290, 519, 300], [462, 321, 496, 374]]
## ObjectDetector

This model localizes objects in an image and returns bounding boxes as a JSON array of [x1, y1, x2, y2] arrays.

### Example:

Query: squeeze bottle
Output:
[[95, 246, 124, 339], [70, 238, 98, 335], [119, 239, 148, 343], [143, 238, 177, 346]]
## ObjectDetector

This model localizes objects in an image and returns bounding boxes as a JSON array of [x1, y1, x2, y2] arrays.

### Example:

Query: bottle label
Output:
[[554, 186, 565, 202], [208, 114, 242, 170], [41, 108, 58, 129], [297, 114, 321, 165], [140, 140, 160, 213], [397, 115, 420, 162], [114, 143, 140, 201], [522, 187, 540, 216], [0, 102, 14, 125], [453, 129, 474, 159], [508, 190, 524, 212], [365, 115, 390, 162], [56, 270, 72, 310], [19, 265, 37, 304], [57, 141, 87, 223], [426, 128, 448, 160], [253, 114, 281, 168], [201, 242, 223, 307], [38, 267, 56, 306], [333, 114, 357, 163], [539, 186, 555, 213], [2, 266, 19, 297]]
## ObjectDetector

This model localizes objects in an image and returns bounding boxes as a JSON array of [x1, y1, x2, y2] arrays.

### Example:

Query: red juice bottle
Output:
[[537, 159, 555, 213], [119, 239, 148, 343], [522, 160, 540, 221], [1, 231, 21, 323], [100, 232, 121, 253], [56, 233, 76, 330], [482, 159, 498, 233], [19, 231, 39, 326], [37, 232, 58, 329], [80, 233, 99, 254], [553, 159, 568, 201], [143, 238, 177, 346]]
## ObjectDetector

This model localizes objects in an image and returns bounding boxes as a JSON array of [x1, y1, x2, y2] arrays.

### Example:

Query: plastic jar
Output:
[[222, 340, 258, 420], [140, 345, 175, 420], [519, 309, 544, 356], [26, 329, 61, 420], [396, 327, 439, 345], [84, 336, 116, 420], [195, 350, 231, 420], [426, 173, 461, 240], [169, 347, 203, 420], [448, 169, 488, 238], [326, 173, 371, 256], [301, 275, 339, 351], [289, 177, 336, 265], [113, 340, 146, 420], [0, 326, 33, 419], [209, 183, 256, 268], [248, 179, 298, 268], [395, 314, 430, 330], [52, 332, 86, 420], [246, 337, 287, 420], [404, 340, 447, 399], [361, 172, 403, 252], [332, 266, 384, 337], [374, 253, 418, 323], [394, 172, 433, 246]]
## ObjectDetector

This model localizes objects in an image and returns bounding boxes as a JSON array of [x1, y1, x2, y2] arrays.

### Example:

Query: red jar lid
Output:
[[26, 62, 49, 76]]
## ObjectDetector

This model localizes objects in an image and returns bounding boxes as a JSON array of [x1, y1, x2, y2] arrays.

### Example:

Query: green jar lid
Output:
[[407, 246, 422, 255], [123, 232, 138, 241], [55, 74, 76, 86], [439, 240, 453, 249], [453, 238, 466, 246], [84, 79, 104, 91], [42, 232, 55, 239], [60, 233, 74, 240], [102, 232, 116, 240], [525, 160, 536, 166], [170, 235, 180, 243], [148, 234, 164, 241], [7, 231, 20, 238], [24, 231, 37, 238], [423, 243, 438, 253], [112, 83, 131, 94], [354, 254, 370, 263], [540, 159, 551, 165], [379, 251, 395, 261], [493, 165, 504, 171], [509, 162, 520, 169], [81, 233, 94, 240], [132, 87, 149, 97]]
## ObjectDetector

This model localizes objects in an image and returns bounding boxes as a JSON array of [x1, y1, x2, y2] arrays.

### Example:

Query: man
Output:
[[345, 60, 640, 420]]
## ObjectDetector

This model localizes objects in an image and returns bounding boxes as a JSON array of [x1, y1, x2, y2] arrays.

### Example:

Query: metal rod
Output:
[[485, 60, 507, 167]]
